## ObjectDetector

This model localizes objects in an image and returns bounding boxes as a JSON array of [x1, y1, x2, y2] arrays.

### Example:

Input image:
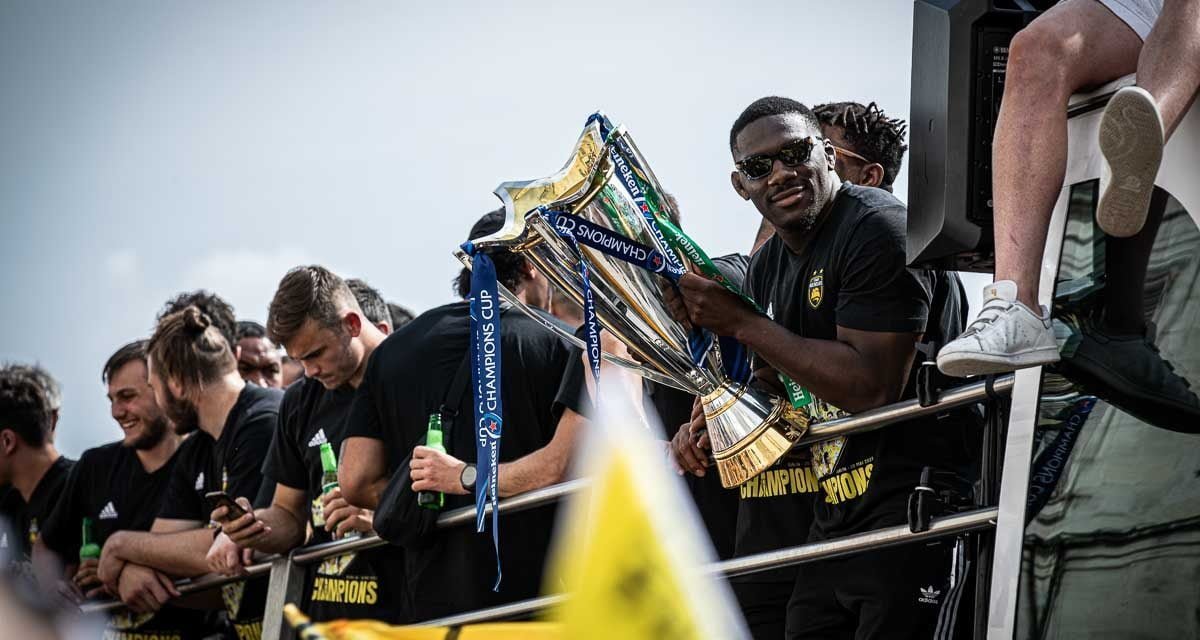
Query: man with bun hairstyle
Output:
[[97, 305, 281, 638]]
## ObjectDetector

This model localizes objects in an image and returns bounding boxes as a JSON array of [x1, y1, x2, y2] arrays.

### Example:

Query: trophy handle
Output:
[[492, 283, 694, 394]]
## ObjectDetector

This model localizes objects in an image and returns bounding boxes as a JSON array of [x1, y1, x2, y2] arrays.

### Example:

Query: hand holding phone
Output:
[[204, 491, 248, 521], [205, 492, 270, 546]]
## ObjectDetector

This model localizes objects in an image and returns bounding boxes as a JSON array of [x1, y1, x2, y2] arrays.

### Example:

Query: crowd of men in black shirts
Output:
[[1, 97, 982, 640]]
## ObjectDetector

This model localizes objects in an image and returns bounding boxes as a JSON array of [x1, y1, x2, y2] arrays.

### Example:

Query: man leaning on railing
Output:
[[338, 210, 589, 622], [208, 266, 407, 624]]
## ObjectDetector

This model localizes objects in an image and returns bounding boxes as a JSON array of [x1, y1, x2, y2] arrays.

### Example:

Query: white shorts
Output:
[[1098, 0, 1163, 40]]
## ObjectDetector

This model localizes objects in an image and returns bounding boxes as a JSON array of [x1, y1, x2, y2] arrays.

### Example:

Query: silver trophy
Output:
[[454, 114, 813, 487]]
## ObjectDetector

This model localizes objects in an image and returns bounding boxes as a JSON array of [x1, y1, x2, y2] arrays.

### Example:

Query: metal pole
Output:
[[417, 595, 567, 627], [796, 376, 1014, 447], [80, 562, 274, 614], [262, 554, 310, 640], [409, 508, 999, 627], [289, 479, 593, 565], [710, 507, 998, 578]]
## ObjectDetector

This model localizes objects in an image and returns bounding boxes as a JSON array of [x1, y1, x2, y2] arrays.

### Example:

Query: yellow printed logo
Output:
[[820, 461, 874, 505], [311, 496, 326, 528], [109, 611, 154, 631], [740, 464, 821, 499], [310, 576, 379, 605], [810, 436, 847, 479], [317, 552, 355, 577], [27, 518, 39, 545], [231, 620, 262, 640], [807, 269, 824, 309], [221, 581, 244, 619]]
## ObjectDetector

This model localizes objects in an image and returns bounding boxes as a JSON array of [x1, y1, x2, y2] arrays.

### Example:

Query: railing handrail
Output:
[[79, 375, 1012, 616], [415, 507, 999, 627]]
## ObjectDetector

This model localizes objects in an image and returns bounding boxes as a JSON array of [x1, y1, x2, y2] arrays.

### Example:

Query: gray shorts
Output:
[[1098, 0, 1163, 40]]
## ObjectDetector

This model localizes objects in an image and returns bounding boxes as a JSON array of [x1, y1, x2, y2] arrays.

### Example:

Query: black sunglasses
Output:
[[735, 137, 822, 180]]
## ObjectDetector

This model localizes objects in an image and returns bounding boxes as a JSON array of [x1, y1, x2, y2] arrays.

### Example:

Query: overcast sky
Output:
[[1, 1, 986, 457]]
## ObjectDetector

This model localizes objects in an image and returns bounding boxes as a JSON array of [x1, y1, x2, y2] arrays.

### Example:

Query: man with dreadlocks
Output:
[[813, 101, 907, 193]]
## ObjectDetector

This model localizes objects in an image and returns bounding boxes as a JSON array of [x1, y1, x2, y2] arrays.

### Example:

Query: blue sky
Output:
[[1, 1, 983, 456]]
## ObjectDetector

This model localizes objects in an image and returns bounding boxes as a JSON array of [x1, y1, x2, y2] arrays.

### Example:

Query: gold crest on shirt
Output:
[[221, 581, 244, 619], [317, 552, 356, 577], [810, 436, 847, 479], [808, 269, 824, 309]]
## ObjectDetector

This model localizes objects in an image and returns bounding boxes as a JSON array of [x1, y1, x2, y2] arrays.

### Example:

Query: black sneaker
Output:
[[1057, 320, 1200, 434]]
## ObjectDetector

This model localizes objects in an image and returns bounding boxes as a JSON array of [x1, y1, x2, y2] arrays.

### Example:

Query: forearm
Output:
[[495, 408, 583, 498], [242, 506, 307, 554], [735, 315, 896, 412], [107, 530, 214, 578], [496, 451, 569, 498]]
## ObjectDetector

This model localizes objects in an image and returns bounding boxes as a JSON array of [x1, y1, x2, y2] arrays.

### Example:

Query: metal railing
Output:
[[418, 507, 999, 627], [80, 374, 1013, 638]]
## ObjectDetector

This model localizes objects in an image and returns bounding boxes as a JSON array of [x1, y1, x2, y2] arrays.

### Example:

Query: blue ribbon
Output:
[[1025, 396, 1097, 524], [461, 242, 503, 591], [544, 209, 603, 386]]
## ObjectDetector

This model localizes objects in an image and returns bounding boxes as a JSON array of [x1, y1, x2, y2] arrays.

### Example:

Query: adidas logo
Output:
[[766, 302, 775, 320], [918, 585, 941, 605], [308, 429, 328, 448], [99, 502, 119, 520], [194, 472, 205, 491]]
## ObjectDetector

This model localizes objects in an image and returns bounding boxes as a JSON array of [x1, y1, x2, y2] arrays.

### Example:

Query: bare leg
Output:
[[1137, 0, 1200, 138], [992, 0, 1141, 308]]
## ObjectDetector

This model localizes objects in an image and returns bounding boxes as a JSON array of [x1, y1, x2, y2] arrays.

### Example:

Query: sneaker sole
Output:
[[1097, 87, 1163, 238], [937, 347, 1060, 378]]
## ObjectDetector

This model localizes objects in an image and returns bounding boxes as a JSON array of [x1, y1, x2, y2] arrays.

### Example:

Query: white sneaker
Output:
[[937, 280, 1060, 377], [1097, 86, 1164, 238]]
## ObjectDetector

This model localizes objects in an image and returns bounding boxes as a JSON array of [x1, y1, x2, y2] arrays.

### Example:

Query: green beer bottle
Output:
[[417, 413, 445, 510], [319, 442, 339, 494], [318, 442, 358, 540], [79, 517, 101, 562]]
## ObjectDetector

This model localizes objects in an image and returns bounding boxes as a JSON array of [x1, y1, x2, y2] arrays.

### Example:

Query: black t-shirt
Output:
[[159, 384, 281, 640], [744, 183, 972, 544], [262, 377, 407, 623], [41, 442, 215, 639], [0, 457, 73, 574], [345, 301, 573, 620]]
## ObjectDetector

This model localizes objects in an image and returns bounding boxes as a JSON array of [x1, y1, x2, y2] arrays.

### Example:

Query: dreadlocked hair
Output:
[[813, 101, 908, 190]]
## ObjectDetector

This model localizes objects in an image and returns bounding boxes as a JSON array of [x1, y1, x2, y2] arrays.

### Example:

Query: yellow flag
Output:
[[545, 377, 748, 639], [282, 604, 562, 640]]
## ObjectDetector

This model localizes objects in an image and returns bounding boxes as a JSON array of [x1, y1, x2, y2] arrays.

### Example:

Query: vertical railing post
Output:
[[262, 553, 308, 640]]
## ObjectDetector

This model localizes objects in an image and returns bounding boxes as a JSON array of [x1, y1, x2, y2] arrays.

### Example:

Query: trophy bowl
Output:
[[454, 113, 813, 487]]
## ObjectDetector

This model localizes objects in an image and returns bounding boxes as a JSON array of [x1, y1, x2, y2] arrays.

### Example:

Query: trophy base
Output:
[[703, 384, 811, 488]]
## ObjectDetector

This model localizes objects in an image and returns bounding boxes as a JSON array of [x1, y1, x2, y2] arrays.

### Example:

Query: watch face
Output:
[[461, 464, 478, 488]]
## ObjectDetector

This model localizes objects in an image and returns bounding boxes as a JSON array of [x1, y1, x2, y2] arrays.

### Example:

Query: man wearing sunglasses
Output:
[[678, 96, 972, 639], [813, 101, 906, 193]]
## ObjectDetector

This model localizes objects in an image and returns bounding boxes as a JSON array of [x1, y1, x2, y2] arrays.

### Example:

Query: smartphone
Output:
[[204, 491, 248, 521]]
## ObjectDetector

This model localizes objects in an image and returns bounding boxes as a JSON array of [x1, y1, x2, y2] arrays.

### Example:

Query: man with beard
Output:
[[677, 97, 971, 639], [41, 340, 218, 639], [97, 307, 281, 639], [209, 266, 406, 624], [0, 364, 74, 581]]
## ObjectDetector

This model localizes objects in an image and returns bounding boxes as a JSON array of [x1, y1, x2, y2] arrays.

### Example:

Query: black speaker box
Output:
[[907, 0, 1052, 270]]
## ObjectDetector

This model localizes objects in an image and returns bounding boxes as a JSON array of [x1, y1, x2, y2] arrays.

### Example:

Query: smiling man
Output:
[[41, 340, 218, 639], [677, 97, 972, 639]]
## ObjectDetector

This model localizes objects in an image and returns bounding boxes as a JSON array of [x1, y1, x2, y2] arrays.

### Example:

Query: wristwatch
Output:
[[460, 463, 478, 492]]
